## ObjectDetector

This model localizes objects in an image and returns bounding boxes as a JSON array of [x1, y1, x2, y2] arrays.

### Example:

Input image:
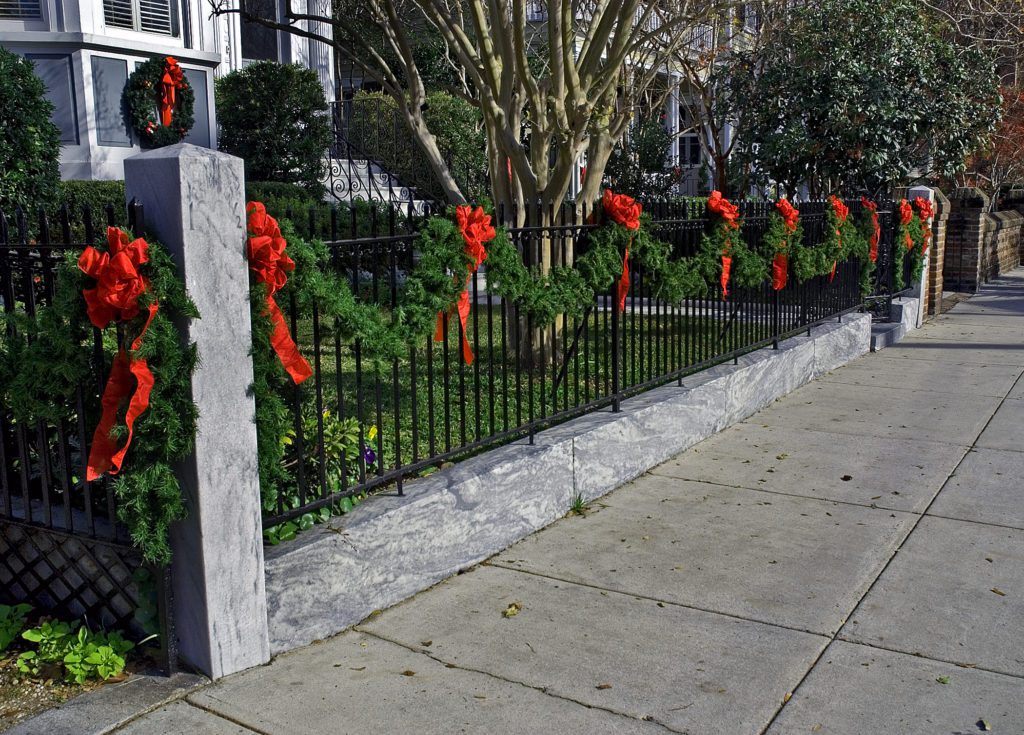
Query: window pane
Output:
[[241, 0, 279, 61], [26, 54, 79, 145], [91, 56, 132, 146]]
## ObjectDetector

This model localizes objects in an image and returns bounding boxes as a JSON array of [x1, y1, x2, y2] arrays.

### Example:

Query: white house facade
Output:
[[0, 0, 334, 180]]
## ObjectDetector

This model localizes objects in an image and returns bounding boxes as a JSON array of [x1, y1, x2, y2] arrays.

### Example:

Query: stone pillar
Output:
[[124, 144, 270, 679], [927, 188, 950, 316]]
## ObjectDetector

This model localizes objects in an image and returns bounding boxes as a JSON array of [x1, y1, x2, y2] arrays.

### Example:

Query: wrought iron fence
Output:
[[263, 198, 895, 529], [0, 203, 173, 666]]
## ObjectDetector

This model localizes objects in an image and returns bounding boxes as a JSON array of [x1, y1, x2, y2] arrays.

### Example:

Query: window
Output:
[[241, 0, 280, 61], [26, 54, 79, 145], [681, 135, 701, 166], [104, 0, 179, 35], [0, 0, 41, 19]]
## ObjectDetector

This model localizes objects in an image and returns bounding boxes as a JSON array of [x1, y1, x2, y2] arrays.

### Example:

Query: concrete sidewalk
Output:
[[118, 271, 1024, 735]]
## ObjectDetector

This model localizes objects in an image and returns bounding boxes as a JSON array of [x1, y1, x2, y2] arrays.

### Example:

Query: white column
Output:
[[124, 144, 270, 679]]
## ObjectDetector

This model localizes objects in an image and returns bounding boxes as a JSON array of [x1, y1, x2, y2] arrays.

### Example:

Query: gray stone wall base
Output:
[[870, 296, 922, 352], [265, 314, 871, 654]]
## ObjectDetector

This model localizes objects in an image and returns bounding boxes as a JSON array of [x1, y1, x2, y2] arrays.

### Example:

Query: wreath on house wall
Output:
[[122, 57, 195, 148]]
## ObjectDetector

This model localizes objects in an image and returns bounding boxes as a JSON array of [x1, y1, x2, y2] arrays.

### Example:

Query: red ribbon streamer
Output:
[[434, 205, 495, 365], [602, 190, 642, 312], [159, 57, 184, 128], [616, 246, 631, 312], [86, 304, 158, 481], [78, 228, 159, 481], [721, 255, 732, 299], [772, 253, 788, 291], [246, 202, 313, 384]]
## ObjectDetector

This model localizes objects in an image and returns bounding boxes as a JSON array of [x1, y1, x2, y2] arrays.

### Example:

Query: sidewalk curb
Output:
[[264, 312, 877, 654]]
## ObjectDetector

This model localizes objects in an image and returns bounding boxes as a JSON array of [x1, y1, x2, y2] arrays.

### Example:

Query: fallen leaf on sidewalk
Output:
[[349, 666, 366, 671], [420, 640, 432, 647], [502, 602, 522, 618], [596, 683, 612, 690], [936, 676, 950, 684], [841, 475, 853, 482], [978, 719, 992, 731], [401, 670, 416, 677], [811, 725, 822, 733], [783, 692, 792, 703], [991, 588, 1006, 597]]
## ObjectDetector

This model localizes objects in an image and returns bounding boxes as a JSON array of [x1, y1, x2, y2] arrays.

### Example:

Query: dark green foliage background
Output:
[[217, 62, 333, 196], [729, 0, 1001, 194], [0, 48, 61, 214]]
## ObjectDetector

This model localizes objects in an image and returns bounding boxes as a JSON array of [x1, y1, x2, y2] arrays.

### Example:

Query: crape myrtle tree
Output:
[[726, 0, 1001, 198], [210, 0, 720, 221]]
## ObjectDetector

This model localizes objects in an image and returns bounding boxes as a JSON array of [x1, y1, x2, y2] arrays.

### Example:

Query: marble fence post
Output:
[[124, 144, 270, 679]]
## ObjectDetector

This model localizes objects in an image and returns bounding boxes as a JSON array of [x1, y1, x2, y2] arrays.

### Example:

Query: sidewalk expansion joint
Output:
[[830, 638, 1024, 682], [352, 627, 683, 734], [644, 474, 930, 517], [182, 697, 272, 735], [759, 369, 1022, 734], [481, 562, 836, 640]]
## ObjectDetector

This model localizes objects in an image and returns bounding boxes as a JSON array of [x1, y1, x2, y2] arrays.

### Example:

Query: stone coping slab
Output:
[[264, 314, 873, 654]]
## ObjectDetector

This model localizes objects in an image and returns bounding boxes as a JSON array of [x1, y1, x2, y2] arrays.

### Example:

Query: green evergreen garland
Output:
[[5, 236, 198, 563], [894, 201, 927, 291]]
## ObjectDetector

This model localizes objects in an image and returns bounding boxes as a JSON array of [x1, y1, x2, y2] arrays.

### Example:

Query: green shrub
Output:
[[217, 62, 333, 196], [0, 604, 32, 653], [17, 621, 133, 684], [56, 180, 128, 227], [0, 48, 61, 214]]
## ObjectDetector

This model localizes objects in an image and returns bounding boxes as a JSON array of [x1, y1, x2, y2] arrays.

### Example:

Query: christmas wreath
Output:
[[123, 56, 195, 148], [690, 191, 766, 299]]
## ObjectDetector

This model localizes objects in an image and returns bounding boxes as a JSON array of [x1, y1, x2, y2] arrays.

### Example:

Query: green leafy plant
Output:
[[0, 603, 32, 654], [18, 622, 133, 683], [0, 48, 61, 214], [217, 62, 333, 195]]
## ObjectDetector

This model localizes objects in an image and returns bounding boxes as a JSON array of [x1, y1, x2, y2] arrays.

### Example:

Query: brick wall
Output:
[[942, 188, 1023, 292]]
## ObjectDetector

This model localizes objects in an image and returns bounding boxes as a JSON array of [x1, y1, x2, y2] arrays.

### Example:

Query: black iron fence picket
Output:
[[263, 198, 896, 529]]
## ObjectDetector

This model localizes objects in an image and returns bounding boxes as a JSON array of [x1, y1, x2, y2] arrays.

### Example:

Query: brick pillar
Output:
[[943, 188, 989, 293], [927, 188, 950, 316]]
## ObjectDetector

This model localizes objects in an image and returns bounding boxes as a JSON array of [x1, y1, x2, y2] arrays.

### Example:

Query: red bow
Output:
[[898, 198, 914, 227], [78, 228, 159, 481], [434, 205, 495, 365], [603, 190, 642, 312], [246, 202, 313, 384], [159, 57, 185, 129], [861, 197, 880, 262], [776, 198, 799, 234], [708, 191, 740, 229]]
